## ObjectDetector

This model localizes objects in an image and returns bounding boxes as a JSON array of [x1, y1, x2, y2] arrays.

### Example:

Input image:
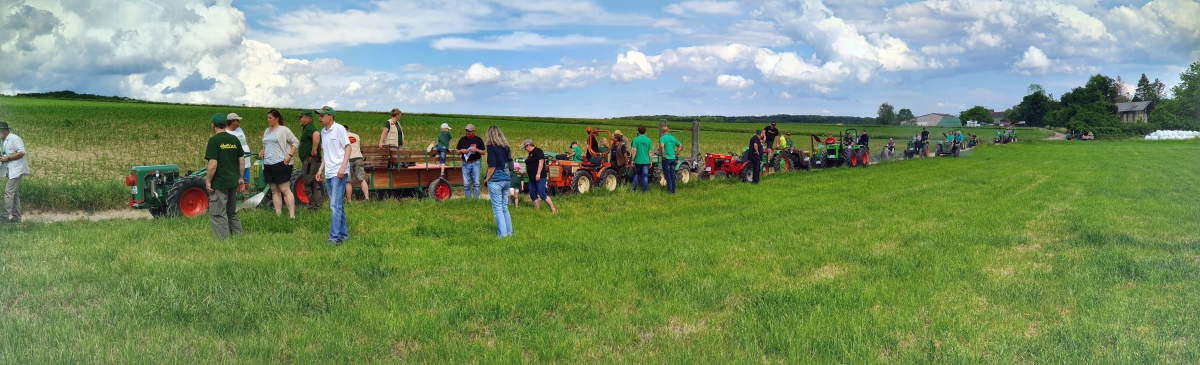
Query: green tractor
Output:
[[826, 128, 870, 167], [935, 131, 964, 158], [125, 155, 270, 218], [903, 139, 927, 159]]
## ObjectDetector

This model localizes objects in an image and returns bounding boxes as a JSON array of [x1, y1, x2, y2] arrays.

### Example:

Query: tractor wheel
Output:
[[849, 150, 859, 167], [290, 172, 311, 206], [842, 149, 853, 167], [427, 178, 452, 202], [816, 154, 827, 169], [599, 169, 620, 191], [860, 149, 870, 166], [677, 163, 692, 184], [714, 171, 727, 179], [773, 154, 792, 173], [649, 167, 664, 187], [571, 170, 593, 194], [740, 166, 754, 182], [166, 176, 209, 218]]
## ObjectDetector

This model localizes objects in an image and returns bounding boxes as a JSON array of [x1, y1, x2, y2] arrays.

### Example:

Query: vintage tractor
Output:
[[125, 155, 268, 218], [648, 120, 703, 186], [935, 135, 962, 158], [542, 127, 622, 194], [994, 129, 1016, 144], [903, 139, 927, 159]]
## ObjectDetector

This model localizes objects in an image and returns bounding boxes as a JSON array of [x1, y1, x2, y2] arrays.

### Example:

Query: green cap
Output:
[[570, 141, 578, 145], [297, 110, 312, 118], [315, 106, 336, 116], [211, 113, 227, 124]]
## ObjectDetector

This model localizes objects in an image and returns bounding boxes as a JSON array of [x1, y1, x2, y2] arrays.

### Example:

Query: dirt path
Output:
[[21, 209, 153, 224], [1045, 129, 1066, 140]]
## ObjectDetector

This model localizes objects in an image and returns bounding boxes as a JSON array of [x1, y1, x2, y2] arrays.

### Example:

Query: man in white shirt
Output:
[[0, 122, 30, 223], [314, 107, 352, 245], [226, 113, 251, 192]]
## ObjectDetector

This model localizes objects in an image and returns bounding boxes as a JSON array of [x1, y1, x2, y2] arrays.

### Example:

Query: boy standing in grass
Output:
[[435, 123, 451, 176], [204, 114, 245, 239], [0, 122, 29, 223]]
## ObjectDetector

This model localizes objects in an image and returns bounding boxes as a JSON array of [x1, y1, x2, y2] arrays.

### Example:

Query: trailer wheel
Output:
[[166, 176, 209, 218], [599, 169, 619, 191], [428, 179, 452, 202], [571, 171, 593, 194]]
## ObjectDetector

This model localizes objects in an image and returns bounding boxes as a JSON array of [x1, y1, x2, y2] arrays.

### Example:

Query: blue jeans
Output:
[[487, 181, 513, 238], [324, 175, 349, 241], [632, 164, 650, 193], [435, 145, 448, 165], [462, 161, 481, 199], [529, 177, 549, 201], [663, 159, 677, 194]]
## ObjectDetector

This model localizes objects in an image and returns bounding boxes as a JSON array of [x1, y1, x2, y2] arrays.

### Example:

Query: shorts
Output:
[[509, 188, 520, 196], [435, 145, 448, 164], [348, 159, 367, 183], [263, 162, 293, 185], [528, 177, 549, 201]]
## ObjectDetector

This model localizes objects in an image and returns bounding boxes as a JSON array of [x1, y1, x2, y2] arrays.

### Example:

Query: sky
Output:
[[1, 0, 1198, 118]]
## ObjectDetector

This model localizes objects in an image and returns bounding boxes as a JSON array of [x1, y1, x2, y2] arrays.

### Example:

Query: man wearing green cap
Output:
[[205, 113, 245, 239], [314, 106, 352, 245], [0, 122, 29, 223], [297, 110, 324, 209]]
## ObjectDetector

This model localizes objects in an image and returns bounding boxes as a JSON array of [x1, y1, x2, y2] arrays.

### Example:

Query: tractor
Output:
[[935, 132, 964, 158], [994, 129, 1016, 144], [818, 129, 869, 168], [648, 120, 703, 186], [903, 139, 927, 159], [125, 154, 269, 218], [542, 127, 622, 194]]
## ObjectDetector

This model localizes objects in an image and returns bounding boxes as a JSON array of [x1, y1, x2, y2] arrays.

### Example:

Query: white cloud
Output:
[[716, 74, 754, 89], [653, 18, 693, 34], [461, 63, 503, 85], [731, 91, 757, 100], [664, 1, 741, 16], [780, 91, 793, 99], [431, 31, 607, 50], [611, 50, 663, 82], [691, 20, 794, 47], [1010, 45, 1091, 75]]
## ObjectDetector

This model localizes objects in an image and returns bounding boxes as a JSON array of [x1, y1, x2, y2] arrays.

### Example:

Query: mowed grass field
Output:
[[0, 96, 1045, 211], [1, 138, 1197, 363]]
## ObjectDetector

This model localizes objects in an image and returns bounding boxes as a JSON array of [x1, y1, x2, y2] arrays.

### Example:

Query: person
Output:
[[886, 137, 896, 158], [584, 128, 601, 161], [659, 126, 682, 194], [258, 109, 299, 219], [858, 129, 869, 147], [596, 137, 609, 163], [483, 125, 513, 238], [343, 125, 369, 201], [824, 133, 836, 145], [435, 123, 452, 176], [456, 124, 486, 199], [204, 114, 245, 239], [844, 130, 857, 145], [225, 113, 251, 192], [778, 133, 789, 151], [610, 132, 629, 181], [297, 110, 324, 209], [921, 127, 930, 142], [913, 133, 921, 142], [569, 141, 582, 162], [314, 106, 352, 245], [379, 108, 405, 168], [747, 130, 763, 184], [764, 122, 779, 149], [955, 131, 964, 149], [509, 162, 524, 207], [630, 126, 653, 193], [523, 139, 558, 213], [0, 122, 30, 223]]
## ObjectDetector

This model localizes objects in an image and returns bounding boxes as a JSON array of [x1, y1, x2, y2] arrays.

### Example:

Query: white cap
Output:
[[226, 113, 242, 121], [440, 123, 451, 130]]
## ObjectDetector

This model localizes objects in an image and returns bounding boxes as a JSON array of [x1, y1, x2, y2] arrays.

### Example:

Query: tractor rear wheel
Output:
[[773, 154, 792, 173], [571, 170, 593, 194], [599, 169, 620, 191], [714, 171, 728, 179], [166, 176, 209, 218], [860, 148, 870, 166], [849, 150, 859, 167], [677, 163, 691, 184], [649, 166, 664, 187], [740, 166, 753, 182], [427, 178, 452, 201], [290, 172, 310, 205]]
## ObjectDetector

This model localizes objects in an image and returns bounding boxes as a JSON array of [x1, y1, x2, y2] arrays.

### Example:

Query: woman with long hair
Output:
[[483, 125, 513, 238], [258, 109, 300, 218]]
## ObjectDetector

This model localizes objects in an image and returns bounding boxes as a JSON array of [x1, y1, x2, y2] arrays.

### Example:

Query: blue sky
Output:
[[1, 0, 1197, 118]]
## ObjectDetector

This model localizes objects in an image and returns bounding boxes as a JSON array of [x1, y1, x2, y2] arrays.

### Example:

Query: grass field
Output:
[[1, 137, 1196, 363], [0, 96, 1048, 211]]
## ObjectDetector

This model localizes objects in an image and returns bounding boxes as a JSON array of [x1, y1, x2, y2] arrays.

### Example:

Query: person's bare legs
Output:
[[533, 200, 540, 210], [544, 197, 558, 213], [269, 184, 283, 216], [360, 180, 370, 201], [345, 181, 354, 202], [278, 183, 296, 219]]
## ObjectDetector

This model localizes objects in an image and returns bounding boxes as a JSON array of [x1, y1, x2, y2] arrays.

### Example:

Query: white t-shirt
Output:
[[1, 133, 30, 179], [321, 122, 351, 179], [227, 127, 250, 154], [347, 132, 363, 160]]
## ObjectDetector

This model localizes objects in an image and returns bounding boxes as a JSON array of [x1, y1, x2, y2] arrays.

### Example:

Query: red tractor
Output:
[[701, 150, 767, 182]]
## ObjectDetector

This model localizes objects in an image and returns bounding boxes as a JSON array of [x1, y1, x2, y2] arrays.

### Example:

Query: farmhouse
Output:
[[909, 113, 952, 126], [1116, 101, 1153, 123]]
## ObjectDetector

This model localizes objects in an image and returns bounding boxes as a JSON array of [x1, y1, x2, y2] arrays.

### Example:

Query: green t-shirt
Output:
[[437, 131, 452, 148], [298, 122, 320, 158], [205, 132, 244, 190], [659, 134, 681, 160], [571, 145, 582, 162], [632, 135, 653, 165]]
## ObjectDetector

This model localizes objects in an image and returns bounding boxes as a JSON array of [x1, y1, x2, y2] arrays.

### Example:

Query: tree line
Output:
[[616, 114, 877, 125]]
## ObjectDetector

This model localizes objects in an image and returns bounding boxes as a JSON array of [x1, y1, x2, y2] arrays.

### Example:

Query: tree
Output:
[[960, 106, 994, 126], [1169, 61, 1200, 124], [1113, 76, 1131, 103], [877, 103, 896, 125], [1003, 108, 1019, 123], [1084, 74, 1117, 103], [1133, 74, 1167, 102], [1011, 84, 1058, 127], [896, 108, 915, 124]]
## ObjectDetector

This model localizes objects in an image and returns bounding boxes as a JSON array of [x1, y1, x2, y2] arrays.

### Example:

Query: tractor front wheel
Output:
[[571, 170, 593, 194], [599, 169, 620, 191], [428, 178, 452, 201], [860, 149, 870, 166], [740, 166, 754, 182], [166, 176, 209, 218], [714, 171, 728, 179]]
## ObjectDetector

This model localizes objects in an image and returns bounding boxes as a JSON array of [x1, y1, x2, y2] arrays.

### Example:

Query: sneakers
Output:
[[326, 240, 342, 246]]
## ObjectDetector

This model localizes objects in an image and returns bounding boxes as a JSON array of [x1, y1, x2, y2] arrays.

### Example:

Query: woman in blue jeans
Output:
[[483, 125, 513, 238]]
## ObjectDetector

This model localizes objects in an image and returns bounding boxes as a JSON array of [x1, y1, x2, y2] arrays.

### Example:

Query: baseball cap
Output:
[[315, 106, 336, 116], [226, 113, 242, 121], [297, 110, 312, 119], [522, 139, 534, 147], [440, 123, 451, 130], [0, 122, 10, 130], [613, 129, 623, 136], [465, 124, 476, 131], [570, 141, 578, 146], [211, 113, 227, 124]]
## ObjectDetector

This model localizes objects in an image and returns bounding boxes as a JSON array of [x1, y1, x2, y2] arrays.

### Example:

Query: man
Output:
[[921, 127, 931, 156], [297, 110, 324, 209], [0, 122, 30, 223], [226, 113, 251, 192], [344, 125, 369, 201], [764, 122, 780, 149], [379, 108, 405, 168], [314, 106, 352, 245], [456, 124, 485, 199], [886, 138, 896, 156], [630, 126, 653, 193], [203, 114, 245, 239], [610, 131, 629, 181], [858, 129, 870, 146], [522, 139, 558, 213], [747, 130, 763, 184], [658, 126, 682, 194]]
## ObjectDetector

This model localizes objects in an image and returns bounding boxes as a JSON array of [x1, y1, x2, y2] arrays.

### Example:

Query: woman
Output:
[[483, 125, 513, 238], [378, 108, 404, 168], [258, 109, 300, 218], [523, 139, 559, 213]]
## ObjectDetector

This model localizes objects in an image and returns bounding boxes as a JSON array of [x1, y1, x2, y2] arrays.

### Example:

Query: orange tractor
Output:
[[541, 127, 622, 194]]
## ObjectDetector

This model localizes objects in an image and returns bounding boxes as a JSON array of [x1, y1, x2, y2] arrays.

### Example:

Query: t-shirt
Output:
[[631, 135, 653, 165], [321, 123, 351, 179], [227, 127, 250, 155], [261, 128, 285, 165], [921, 130, 930, 141], [486, 145, 511, 182], [347, 132, 363, 160], [748, 135, 762, 161], [824, 136, 836, 144], [510, 173, 524, 189], [764, 126, 779, 143], [204, 132, 243, 190], [527, 147, 548, 180], [1, 133, 30, 179], [382, 119, 403, 146], [571, 145, 582, 162], [456, 135, 485, 163], [858, 133, 869, 146], [299, 122, 321, 159], [660, 134, 681, 160], [437, 131, 451, 148]]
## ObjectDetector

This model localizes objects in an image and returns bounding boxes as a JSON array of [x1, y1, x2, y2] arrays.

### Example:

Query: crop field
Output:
[[0, 97, 1046, 211], [1, 109, 1197, 365]]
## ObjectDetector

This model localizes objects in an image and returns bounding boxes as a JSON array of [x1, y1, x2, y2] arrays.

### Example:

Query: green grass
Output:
[[1, 139, 1196, 363], [0, 96, 1049, 211]]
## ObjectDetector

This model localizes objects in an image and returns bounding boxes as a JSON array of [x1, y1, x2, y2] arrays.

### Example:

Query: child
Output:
[[436, 123, 451, 177], [569, 141, 582, 162], [509, 162, 524, 207]]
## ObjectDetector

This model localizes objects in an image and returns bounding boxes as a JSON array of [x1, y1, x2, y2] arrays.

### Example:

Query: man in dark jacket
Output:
[[747, 130, 763, 184]]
